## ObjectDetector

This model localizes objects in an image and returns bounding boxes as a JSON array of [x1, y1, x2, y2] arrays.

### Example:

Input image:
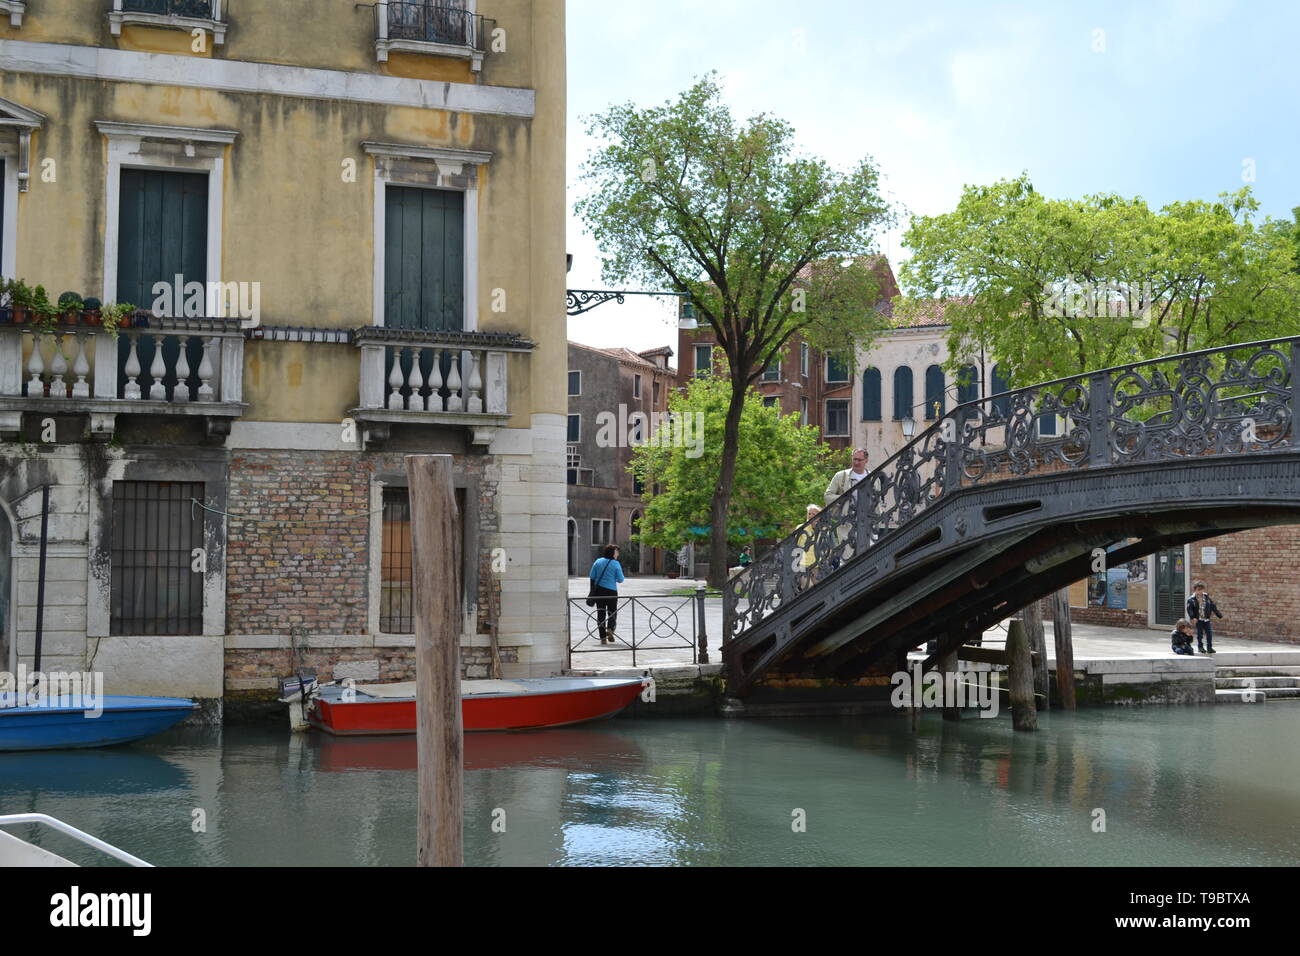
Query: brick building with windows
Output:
[[566, 341, 673, 577], [675, 258, 900, 458], [0, 0, 569, 712]]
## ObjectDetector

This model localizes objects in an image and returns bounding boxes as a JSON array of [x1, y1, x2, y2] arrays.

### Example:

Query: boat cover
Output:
[[353, 680, 533, 699]]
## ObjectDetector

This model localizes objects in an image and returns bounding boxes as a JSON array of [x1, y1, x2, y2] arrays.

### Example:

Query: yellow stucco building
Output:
[[0, 0, 568, 709]]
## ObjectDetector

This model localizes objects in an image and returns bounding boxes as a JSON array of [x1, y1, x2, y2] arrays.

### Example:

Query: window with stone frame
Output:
[[380, 486, 465, 633], [825, 399, 849, 436], [109, 481, 205, 635]]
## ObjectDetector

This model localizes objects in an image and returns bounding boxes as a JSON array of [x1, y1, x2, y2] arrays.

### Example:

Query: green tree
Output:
[[629, 374, 839, 556], [898, 176, 1300, 385], [577, 76, 893, 585]]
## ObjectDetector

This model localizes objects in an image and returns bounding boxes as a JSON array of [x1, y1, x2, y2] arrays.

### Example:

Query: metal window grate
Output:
[[110, 481, 204, 636], [381, 489, 414, 633]]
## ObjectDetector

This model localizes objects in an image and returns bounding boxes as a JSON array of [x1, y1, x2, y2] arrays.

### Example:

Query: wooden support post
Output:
[[1005, 619, 1037, 731], [1051, 587, 1077, 711], [407, 454, 463, 867], [940, 629, 961, 721], [1022, 598, 1049, 709]]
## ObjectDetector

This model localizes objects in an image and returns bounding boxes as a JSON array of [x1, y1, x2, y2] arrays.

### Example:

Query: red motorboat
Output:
[[305, 677, 647, 735]]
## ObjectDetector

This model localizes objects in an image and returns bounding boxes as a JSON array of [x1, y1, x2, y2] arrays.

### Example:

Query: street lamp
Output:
[[900, 417, 916, 439]]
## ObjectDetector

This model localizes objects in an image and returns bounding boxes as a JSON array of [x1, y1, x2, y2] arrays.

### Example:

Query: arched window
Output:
[[893, 366, 913, 421], [924, 365, 945, 420], [991, 364, 1011, 419], [955, 364, 979, 422], [862, 367, 881, 421]]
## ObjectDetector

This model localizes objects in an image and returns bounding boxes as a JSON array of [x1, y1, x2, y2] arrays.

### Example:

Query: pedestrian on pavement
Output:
[[1170, 618, 1196, 655], [824, 448, 870, 506], [588, 545, 625, 644], [1186, 580, 1223, 654]]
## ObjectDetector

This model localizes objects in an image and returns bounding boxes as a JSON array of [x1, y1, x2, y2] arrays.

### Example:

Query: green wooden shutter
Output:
[[116, 169, 208, 400], [384, 186, 464, 331]]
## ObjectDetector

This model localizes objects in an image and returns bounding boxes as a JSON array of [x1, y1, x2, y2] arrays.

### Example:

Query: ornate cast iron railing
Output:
[[385, 1, 487, 49], [724, 336, 1299, 643], [121, 0, 216, 17]]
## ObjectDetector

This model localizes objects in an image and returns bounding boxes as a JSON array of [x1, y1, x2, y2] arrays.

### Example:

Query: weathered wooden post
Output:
[[1051, 587, 1077, 710], [940, 629, 961, 721], [406, 454, 463, 867], [695, 583, 709, 664], [1005, 618, 1037, 731], [1022, 598, 1049, 708]]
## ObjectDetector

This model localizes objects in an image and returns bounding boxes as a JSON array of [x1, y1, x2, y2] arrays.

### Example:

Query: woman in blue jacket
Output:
[[589, 545, 625, 644]]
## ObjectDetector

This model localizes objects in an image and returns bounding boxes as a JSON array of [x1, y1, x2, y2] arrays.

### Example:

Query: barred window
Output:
[[381, 489, 413, 633], [110, 481, 204, 635]]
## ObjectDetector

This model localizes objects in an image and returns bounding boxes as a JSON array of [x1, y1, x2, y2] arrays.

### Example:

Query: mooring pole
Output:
[[1022, 598, 1049, 709], [406, 455, 463, 867], [1006, 618, 1037, 731], [1051, 587, 1077, 710], [33, 484, 50, 674]]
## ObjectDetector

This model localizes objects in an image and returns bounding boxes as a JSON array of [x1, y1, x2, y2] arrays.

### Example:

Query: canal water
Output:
[[2, 707, 1297, 866]]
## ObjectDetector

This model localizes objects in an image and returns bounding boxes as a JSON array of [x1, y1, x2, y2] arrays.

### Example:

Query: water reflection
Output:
[[0, 709, 1295, 866]]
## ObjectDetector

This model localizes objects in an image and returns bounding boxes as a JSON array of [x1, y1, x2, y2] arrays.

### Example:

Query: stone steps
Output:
[[1214, 661, 1300, 701]]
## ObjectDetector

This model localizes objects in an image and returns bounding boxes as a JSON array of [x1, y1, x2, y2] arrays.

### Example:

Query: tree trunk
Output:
[[707, 380, 748, 588]]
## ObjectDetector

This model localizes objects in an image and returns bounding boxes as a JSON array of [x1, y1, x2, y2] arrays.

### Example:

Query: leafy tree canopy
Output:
[[629, 373, 839, 551], [898, 176, 1300, 386]]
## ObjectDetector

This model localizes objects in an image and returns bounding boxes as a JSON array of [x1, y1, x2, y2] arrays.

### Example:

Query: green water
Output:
[[2, 706, 1297, 866]]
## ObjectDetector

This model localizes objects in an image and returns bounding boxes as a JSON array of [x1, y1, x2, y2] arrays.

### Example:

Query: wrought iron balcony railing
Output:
[[374, 1, 491, 70], [110, 0, 226, 43], [724, 336, 1300, 643]]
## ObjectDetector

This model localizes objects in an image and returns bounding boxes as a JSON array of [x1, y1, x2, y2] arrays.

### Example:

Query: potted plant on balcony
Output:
[[31, 285, 60, 335], [82, 296, 103, 327], [3, 278, 36, 324], [100, 302, 136, 338], [57, 292, 84, 327]]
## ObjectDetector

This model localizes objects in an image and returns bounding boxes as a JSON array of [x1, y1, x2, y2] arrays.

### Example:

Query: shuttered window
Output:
[[893, 366, 913, 420], [110, 481, 205, 636], [384, 185, 464, 331], [925, 365, 945, 420], [862, 367, 881, 421], [115, 168, 207, 399]]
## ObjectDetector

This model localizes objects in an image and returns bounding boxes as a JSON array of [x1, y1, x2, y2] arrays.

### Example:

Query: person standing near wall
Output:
[[1186, 581, 1223, 654]]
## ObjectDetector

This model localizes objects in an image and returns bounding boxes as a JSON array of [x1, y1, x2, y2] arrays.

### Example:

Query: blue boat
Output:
[[0, 694, 195, 752]]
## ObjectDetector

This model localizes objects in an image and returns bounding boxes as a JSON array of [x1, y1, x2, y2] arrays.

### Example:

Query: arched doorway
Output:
[[566, 518, 577, 577]]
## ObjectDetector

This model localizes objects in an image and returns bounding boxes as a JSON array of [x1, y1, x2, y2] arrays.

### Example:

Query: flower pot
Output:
[[12, 307, 31, 324], [62, 311, 81, 327], [84, 310, 102, 327]]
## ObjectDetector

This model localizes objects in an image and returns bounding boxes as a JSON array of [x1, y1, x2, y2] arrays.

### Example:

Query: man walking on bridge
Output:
[[825, 448, 870, 505]]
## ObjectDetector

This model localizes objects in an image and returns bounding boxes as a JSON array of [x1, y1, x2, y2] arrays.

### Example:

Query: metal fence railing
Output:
[[567, 591, 709, 668]]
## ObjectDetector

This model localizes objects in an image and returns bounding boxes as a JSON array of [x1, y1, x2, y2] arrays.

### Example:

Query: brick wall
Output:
[[1188, 527, 1300, 644], [223, 449, 506, 686]]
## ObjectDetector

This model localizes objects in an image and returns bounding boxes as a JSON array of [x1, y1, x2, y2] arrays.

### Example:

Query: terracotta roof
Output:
[[639, 346, 674, 358], [600, 347, 661, 368], [890, 296, 975, 329]]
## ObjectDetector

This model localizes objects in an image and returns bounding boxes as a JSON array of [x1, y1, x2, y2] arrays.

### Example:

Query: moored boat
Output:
[[305, 676, 647, 735], [0, 694, 196, 752]]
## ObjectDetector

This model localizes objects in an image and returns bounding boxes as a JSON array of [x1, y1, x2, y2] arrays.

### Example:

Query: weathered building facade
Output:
[[0, 0, 568, 709], [566, 341, 673, 576]]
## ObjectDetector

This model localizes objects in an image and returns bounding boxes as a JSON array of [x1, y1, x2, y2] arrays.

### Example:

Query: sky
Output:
[[564, 0, 1300, 359]]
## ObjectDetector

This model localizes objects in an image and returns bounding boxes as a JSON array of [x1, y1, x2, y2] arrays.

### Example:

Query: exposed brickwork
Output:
[[224, 644, 520, 683], [223, 449, 506, 688], [226, 452, 372, 634], [1188, 527, 1300, 644]]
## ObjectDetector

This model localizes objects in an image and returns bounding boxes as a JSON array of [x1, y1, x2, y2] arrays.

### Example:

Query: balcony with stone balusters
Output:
[[349, 326, 534, 449], [0, 314, 246, 442]]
